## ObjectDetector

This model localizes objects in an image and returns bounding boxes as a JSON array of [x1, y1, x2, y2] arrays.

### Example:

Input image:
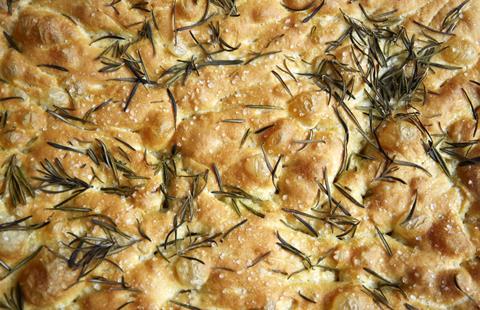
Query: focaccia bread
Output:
[[1, 0, 480, 309]]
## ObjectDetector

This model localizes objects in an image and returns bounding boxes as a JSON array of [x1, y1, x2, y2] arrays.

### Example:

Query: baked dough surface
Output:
[[1, 0, 480, 309]]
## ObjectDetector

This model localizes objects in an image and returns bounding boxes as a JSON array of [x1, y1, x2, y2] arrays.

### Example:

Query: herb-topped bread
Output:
[[1, 0, 480, 309]]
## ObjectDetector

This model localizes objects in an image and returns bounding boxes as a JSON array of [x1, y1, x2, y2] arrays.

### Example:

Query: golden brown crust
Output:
[[0, 0, 480, 309]]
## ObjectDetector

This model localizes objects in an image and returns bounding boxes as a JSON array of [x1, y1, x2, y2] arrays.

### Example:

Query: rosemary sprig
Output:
[[319, 7, 462, 142], [169, 300, 201, 310], [392, 158, 431, 176], [334, 107, 349, 180], [208, 22, 240, 54], [212, 185, 263, 217], [0, 246, 43, 280], [260, 144, 273, 172], [2, 155, 35, 207], [441, 0, 470, 33], [285, 207, 359, 239], [298, 291, 316, 303], [299, 55, 355, 105], [90, 34, 126, 45], [46, 105, 93, 129], [100, 186, 137, 197], [0, 97, 23, 102], [245, 104, 283, 110], [364, 267, 406, 297], [281, 1, 315, 12], [0, 216, 49, 232], [82, 98, 118, 121], [210, 0, 239, 16], [94, 35, 131, 60], [0, 283, 23, 310], [136, 219, 151, 242], [3, 31, 21, 52], [271, 70, 293, 97], [296, 129, 314, 153], [166, 88, 178, 129], [321, 167, 332, 210], [138, 20, 155, 54], [374, 225, 392, 256], [160, 57, 199, 87], [276, 59, 297, 82], [108, 51, 155, 111], [423, 140, 451, 178], [6, 0, 15, 15], [96, 139, 119, 182], [35, 158, 91, 208], [37, 64, 69, 72], [400, 192, 418, 226], [462, 88, 478, 137], [190, 31, 210, 60], [87, 275, 140, 292], [48, 139, 145, 186], [362, 285, 393, 310], [116, 301, 135, 310], [374, 157, 407, 185], [334, 183, 365, 209], [159, 226, 220, 260], [175, 0, 215, 33], [160, 57, 242, 87], [98, 57, 123, 73], [441, 139, 480, 166], [276, 232, 337, 278], [212, 163, 223, 191], [412, 20, 454, 36], [247, 251, 271, 268], [35, 158, 91, 193], [114, 137, 136, 151], [98, 139, 146, 181], [105, 0, 122, 15], [302, 0, 325, 23], [64, 219, 139, 280], [221, 218, 247, 240], [291, 213, 318, 237], [245, 51, 281, 65], [361, 268, 407, 310], [131, 1, 150, 12], [359, 4, 398, 24], [240, 128, 251, 148], [149, 147, 178, 209], [176, 170, 209, 224], [471, 80, 480, 87], [276, 231, 313, 268], [46, 206, 92, 213], [47, 142, 84, 154], [271, 155, 282, 193]]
